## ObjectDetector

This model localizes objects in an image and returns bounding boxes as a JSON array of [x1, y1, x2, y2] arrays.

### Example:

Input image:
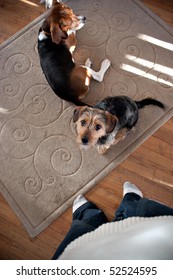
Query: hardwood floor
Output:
[[0, 0, 173, 260]]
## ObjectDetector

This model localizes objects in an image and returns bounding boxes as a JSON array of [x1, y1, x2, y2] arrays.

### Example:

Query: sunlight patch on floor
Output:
[[120, 63, 173, 87], [138, 33, 173, 51], [125, 54, 173, 77], [153, 178, 173, 189], [120, 34, 173, 87], [0, 107, 9, 113], [20, 0, 39, 7]]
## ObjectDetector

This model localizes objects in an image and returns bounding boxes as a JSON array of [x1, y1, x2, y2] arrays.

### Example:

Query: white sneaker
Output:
[[123, 182, 143, 198], [73, 195, 88, 213]]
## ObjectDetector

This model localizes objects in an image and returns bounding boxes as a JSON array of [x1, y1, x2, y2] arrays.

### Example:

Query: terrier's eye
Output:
[[81, 120, 86, 126], [95, 124, 102, 131]]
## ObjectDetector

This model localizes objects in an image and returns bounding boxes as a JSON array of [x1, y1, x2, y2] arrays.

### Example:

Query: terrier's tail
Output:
[[135, 98, 164, 109]]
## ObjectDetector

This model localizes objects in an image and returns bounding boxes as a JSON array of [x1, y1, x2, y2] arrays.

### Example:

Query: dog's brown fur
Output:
[[73, 106, 118, 153], [41, 2, 83, 45]]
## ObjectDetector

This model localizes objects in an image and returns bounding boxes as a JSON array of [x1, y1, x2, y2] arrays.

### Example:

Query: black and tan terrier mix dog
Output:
[[73, 95, 164, 155]]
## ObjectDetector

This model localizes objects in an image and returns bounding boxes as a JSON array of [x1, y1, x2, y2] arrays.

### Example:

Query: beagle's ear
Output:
[[50, 22, 68, 44], [73, 106, 87, 122], [41, 19, 51, 34], [105, 111, 118, 133]]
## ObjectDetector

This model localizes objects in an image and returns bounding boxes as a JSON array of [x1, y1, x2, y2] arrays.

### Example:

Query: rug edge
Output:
[[133, 0, 173, 36], [0, 11, 48, 50]]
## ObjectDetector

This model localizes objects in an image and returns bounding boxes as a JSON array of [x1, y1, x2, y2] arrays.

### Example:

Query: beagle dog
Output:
[[73, 96, 164, 154], [38, 0, 111, 106]]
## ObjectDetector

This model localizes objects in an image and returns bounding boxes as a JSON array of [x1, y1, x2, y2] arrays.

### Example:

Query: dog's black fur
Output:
[[38, 32, 87, 106], [94, 95, 164, 144]]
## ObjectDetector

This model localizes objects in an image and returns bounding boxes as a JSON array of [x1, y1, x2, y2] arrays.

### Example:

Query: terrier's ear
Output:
[[73, 106, 85, 122], [105, 111, 118, 133], [50, 22, 68, 44]]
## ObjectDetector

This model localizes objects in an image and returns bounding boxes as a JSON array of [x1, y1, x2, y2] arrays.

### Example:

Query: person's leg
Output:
[[113, 182, 173, 221], [135, 197, 173, 217], [52, 195, 108, 259], [113, 182, 143, 221], [72, 195, 109, 228]]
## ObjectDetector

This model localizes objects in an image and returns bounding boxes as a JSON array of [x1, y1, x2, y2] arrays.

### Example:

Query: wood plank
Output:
[[0, 0, 44, 43]]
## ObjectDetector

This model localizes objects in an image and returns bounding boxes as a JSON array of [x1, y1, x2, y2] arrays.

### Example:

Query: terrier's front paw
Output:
[[97, 145, 108, 155]]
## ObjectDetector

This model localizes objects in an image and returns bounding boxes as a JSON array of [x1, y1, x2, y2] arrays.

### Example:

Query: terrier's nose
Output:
[[82, 136, 88, 145]]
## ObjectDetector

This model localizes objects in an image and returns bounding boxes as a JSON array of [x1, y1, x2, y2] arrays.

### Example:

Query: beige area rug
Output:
[[1, 0, 173, 237]]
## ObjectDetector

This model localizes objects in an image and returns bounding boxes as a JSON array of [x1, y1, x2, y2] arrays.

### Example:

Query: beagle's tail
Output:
[[135, 98, 164, 110]]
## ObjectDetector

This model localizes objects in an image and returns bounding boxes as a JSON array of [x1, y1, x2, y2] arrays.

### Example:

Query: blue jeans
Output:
[[52, 193, 173, 259]]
